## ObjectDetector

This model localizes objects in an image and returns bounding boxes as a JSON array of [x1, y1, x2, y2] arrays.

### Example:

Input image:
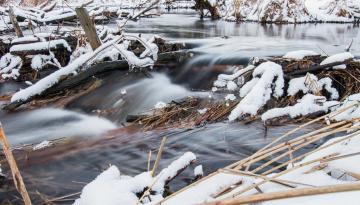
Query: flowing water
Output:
[[0, 11, 359, 204]]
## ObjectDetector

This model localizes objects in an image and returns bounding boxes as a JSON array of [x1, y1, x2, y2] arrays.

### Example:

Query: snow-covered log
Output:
[[10, 39, 72, 56]]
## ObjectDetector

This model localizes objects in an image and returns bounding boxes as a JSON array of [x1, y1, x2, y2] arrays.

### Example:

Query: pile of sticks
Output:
[[131, 97, 238, 130]]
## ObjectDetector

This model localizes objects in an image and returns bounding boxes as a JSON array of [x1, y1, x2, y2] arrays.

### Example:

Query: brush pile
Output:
[[130, 97, 238, 130], [212, 50, 360, 125]]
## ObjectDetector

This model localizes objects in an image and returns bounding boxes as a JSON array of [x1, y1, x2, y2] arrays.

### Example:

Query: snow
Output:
[[283, 50, 319, 60], [239, 0, 313, 23], [261, 94, 339, 121], [155, 101, 168, 109], [25, 81, 33, 86], [225, 94, 236, 101], [328, 93, 360, 122], [161, 130, 360, 205], [121, 89, 127, 95], [239, 77, 259, 98], [220, 0, 360, 23], [0, 53, 22, 80], [305, 0, 360, 22], [10, 39, 72, 53], [287, 73, 339, 100], [320, 52, 354, 69], [74, 152, 196, 205], [73, 166, 152, 205], [33, 140, 52, 150], [229, 62, 284, 121], [152, 152, 196, 192], [226, 81, 238, 91], [11, 36, 40, 44], [11, 37, 121, 102], [31, 54, 61, 70], [214, 65, 255, 88], [198, 108, 208, 115], [194, 165, 203, 177]]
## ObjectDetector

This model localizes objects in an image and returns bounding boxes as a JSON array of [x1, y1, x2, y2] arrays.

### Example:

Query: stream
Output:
[[1, 11, 359, 204]]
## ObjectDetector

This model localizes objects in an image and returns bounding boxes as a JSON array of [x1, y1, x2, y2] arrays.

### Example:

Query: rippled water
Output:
[[0, 11, 359, 204]]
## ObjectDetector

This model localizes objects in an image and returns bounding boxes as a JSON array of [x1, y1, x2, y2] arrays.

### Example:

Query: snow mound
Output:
[[74, 152, 196, 205], [261, 94, 339, 121], [229, 62, 284, 121], [287, 73, 339, 100], [283, 50, 319, 60], [320, 52, 354, 69]]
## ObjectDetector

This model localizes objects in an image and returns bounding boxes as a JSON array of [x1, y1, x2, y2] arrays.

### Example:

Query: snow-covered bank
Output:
[[216, 0, 360, 23]]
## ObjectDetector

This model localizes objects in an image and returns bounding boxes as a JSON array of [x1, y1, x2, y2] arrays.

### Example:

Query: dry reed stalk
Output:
[[202, 182, 360, 205], [262, 130, 360, 175], [228, 151, 360, 198], [239, 121, 349, 170], [151, 136, 167, 177], [210, 178, 243, 198], [147, 150, 152, 172], [231, 102, 358, 170], [224, 155, 333, 198], [156, 170, 222, 204], [220, 169, 317, 188], [0, 123, 32, 205], [346, 171, 360, 180], [219, 169, 295, 189], [250, 123, 352, 173]]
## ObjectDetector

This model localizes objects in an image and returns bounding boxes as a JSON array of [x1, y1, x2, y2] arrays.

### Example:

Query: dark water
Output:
[[0, 11, 359, 204]]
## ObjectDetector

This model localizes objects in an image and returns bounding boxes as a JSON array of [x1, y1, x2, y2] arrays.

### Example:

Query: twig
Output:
[[0, 123, 32, 205]]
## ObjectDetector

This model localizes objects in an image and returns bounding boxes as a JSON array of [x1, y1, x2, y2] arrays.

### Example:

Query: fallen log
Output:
[[9, 39, 72, 56], [3, 51, 190, 110], [286, 60, 352, 77]]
